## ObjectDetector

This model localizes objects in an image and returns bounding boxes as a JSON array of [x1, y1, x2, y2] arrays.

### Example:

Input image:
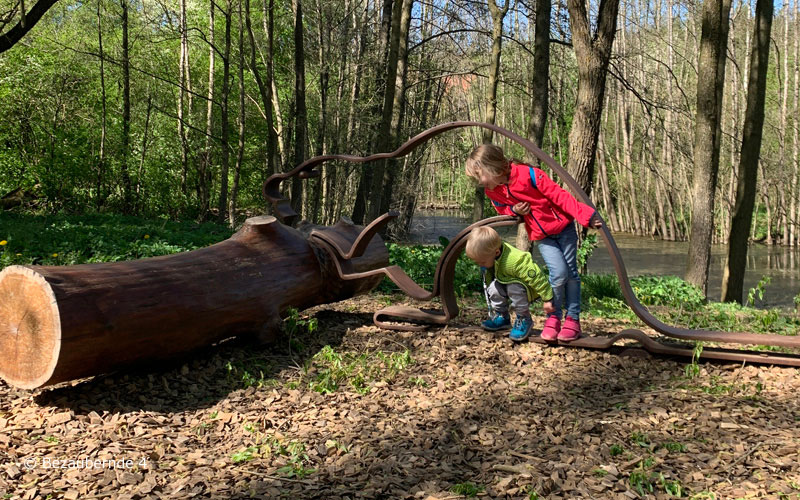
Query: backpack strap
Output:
[[529, 167, 537, 189]]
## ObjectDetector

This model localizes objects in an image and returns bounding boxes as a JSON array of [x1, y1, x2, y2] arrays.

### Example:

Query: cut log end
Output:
[[0, 266, 61, 389]]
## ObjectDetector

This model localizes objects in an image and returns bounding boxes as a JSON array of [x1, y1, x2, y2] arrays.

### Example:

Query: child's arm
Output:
[[527, 263, 553, 302], [533, 168, 596, 228], [488, 197, 517, 218]]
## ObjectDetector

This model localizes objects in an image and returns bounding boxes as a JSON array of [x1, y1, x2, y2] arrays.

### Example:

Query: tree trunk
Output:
[[198, 0, 215, 221], [0, 217, 388, 390], [290, 0, 308, 219], [245, 0, 278, 186], [474, 0, 509, 222], [517, 0, 552, 251], [381, 0, 414, 223], [217, 0, 233, 223], [686, 0, 732, 296], [527, 0, 551, 148], [229, 0, 246, 227], [120, 0, 133, 213], [367, 0, 405, 223], [792, 0, 800, 247], [96, 0, 107, 208], [565, 0, 620, 196], [178, 0, 190, 195]]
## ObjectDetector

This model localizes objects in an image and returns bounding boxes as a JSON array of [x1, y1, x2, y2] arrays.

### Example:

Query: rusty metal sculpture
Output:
[[266, 121, 800, 367]]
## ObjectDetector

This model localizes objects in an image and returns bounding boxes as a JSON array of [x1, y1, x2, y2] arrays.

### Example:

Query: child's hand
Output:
[[543, 301, 555, 314], [512, 202, 530, 216], [588, 213, 604, 228]]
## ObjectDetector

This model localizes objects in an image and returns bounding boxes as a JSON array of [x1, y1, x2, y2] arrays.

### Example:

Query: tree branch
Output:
[[0, 0, 59, 54]]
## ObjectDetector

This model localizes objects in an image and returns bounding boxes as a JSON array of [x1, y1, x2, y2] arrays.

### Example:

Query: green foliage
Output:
[[304, 345, 413, 395], [746, 275, 771, 307], [660, 441, 687, 453], [609, 443, 625, 456], [231, 446, 259, 464], [583, 274, 704, 311], [0, 213, 232, 269], [577, 233, 598, 270], [582, 273, 624, 302], [284, 308, 318, 353], [629, 431, 650, 448], [684, 342, 703, 379], [631, 275, 705, 310], [450, 482, 484, 497], [379, 243, 482, 297]]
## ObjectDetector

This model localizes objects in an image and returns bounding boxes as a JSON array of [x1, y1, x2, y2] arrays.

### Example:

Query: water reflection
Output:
[[407, 209, 800, 309]]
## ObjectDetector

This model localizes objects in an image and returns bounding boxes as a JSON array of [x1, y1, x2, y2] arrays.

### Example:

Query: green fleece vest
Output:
[[483, 242, 553, 302]]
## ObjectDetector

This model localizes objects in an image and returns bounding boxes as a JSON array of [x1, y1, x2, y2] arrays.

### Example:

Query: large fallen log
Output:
[[0, 216, 388, 389]]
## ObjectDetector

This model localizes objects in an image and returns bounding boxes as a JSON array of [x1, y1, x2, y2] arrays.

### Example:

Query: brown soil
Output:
[[1, 294, 799, 499]]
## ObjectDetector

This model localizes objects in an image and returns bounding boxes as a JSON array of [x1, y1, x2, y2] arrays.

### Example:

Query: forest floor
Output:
[[1, 293, 799, 500]]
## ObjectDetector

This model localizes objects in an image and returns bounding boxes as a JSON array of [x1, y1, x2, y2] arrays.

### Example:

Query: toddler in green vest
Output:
[[465, 226, 555, 341]]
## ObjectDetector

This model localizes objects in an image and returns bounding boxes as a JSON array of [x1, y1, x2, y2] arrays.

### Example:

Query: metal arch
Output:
[[266, 121, 800, 364]]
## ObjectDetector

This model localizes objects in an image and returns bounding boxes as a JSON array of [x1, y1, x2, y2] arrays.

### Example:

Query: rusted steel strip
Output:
[[266, 121, 800, 364]]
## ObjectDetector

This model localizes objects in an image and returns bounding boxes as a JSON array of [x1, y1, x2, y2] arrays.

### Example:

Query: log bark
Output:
[[0, 216, 387, 389]]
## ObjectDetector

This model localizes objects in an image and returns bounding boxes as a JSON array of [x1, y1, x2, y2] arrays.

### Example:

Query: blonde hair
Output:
[[465, 144, 511, 182], [465, 226, 503, 261]]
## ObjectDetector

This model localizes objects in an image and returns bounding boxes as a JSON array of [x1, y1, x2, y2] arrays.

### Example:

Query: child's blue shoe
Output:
[[481, 314, 511, 331], [509, 316, 533, 341]]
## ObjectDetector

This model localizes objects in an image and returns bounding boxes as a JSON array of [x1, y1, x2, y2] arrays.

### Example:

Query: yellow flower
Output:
[[0, 240, 7, 246], [144, 234, 150, 239], [52, 253, 58, 258]]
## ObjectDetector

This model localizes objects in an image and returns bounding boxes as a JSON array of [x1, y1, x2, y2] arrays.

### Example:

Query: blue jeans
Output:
[[535, 223, 581, 320]]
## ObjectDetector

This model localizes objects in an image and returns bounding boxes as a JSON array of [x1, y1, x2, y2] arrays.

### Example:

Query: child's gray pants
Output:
[[487, 280, 530, 317]]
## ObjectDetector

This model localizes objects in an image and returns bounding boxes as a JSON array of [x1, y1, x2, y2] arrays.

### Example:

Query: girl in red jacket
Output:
[[466, 144, 602, 341]]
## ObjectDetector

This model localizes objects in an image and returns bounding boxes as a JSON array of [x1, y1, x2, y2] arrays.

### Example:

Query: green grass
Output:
[[583, 273, 800, 337], [378, 242, 482, 297], [450, 482, 484, 497], [0, 212, 232, 268], [301, 345, 414, 395]]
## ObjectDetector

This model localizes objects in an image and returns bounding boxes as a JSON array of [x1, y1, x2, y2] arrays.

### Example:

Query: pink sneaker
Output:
[[558, 317, 582, 341], [540, 316, 561, 341]]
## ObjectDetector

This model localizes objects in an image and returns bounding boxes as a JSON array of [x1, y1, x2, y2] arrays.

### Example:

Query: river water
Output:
[[407, 209, 800, 309]]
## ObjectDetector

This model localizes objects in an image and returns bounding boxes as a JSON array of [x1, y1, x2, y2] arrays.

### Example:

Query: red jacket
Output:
[[485, 162, 596, 241]]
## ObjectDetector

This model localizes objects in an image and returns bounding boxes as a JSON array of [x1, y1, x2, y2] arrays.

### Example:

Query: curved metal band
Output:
[[267, 121, 800, 349]]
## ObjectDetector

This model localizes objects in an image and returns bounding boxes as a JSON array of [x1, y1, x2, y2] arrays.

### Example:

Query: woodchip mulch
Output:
[[1, 295, 799, 499]]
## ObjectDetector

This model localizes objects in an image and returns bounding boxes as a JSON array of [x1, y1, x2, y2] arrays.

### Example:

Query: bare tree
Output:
[[686, 0, 732, 295], [565, 0, 620, 196], [722, 0, 773, 303]]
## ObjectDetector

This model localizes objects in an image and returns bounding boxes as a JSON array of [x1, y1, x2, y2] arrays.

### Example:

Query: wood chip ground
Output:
[[1, 295, 799, 499]]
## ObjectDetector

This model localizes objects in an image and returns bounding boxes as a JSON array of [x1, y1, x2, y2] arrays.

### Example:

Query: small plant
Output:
[[685, 341, 703, 379], [306, 345, 413, 394], [660, 441, 687, 453], [527, 487, 540, 500], [658, 473, 684, 497], [609, 443, 625, 456], [746, 275, 771, 307], [450, 482, 484, 497], [629, 431, 650, 448], [629, 468, 655, 496], [231, 446, 259, 464], [593, 468, 609, 477]]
